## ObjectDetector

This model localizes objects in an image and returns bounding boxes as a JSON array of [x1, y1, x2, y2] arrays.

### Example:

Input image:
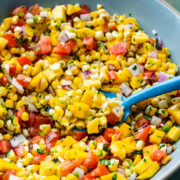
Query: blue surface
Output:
[[0, 0, 180, 179]]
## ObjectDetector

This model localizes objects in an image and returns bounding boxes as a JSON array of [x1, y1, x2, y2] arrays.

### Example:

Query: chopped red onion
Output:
[[40, 11, 47, 18], [151, 116, 162, 126], [158, 71, 173, 82], [21, 26, 25, 35], [120, 83, 132, 97], [80, 14, 91, 21], [61, 80, 72, 86], [117, 168, 125, 176], [148, 51, 158, 58], [167, 145, 173, 154], [124, 23, 133, 30], [62, 85, 73, 90], [83, 70, 92, 77], [108, 64, 115, 71], [59, 33, 69, 43], [28, 102, 38, 112], [150, 73, 156, 80], [10, 134, 26, 147], [25, 12, 34, 19], [155, 37, 163, 50], [72, 167, 85, 179], [12, 78, 24, 94], [129, 63, 144, 77]]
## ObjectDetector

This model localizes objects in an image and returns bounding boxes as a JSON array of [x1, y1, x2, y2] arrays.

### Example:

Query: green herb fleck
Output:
[[37, 149, 44, 154]]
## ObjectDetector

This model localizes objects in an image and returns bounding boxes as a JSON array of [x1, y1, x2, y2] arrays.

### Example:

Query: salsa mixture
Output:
[[0, 3, 180, 180]]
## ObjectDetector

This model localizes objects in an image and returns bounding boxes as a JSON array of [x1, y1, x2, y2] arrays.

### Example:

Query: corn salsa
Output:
[[0, 3, 179, 180]]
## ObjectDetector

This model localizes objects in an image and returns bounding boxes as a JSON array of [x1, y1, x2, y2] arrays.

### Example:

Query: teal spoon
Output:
[[72, 76, 180, 132]]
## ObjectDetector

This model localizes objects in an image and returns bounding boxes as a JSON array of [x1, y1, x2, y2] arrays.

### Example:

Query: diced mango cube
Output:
[[137, 161, 160, 179], [87, 118, 99, 134], [131, 32, 149, 44], [101, 172, 127, 180], [83, 79, 101, 89], [106, 60, 120, 70], [134, 157, 153, 175], [81, 90, 94, 107], [167, 126, 180, 141], [145, 58, 161, 71], [66, 4, 81, 15], [75, 28, 95, 37], [133, 155, 142, 166], [149, 129, 165, 144], [0, 37, 8, 50], [143, 144, 159, 157], [52, 5, 66, 21], [101, 85, 119, 93], [118, 123, 131, 139], [130, 74, 143, 89], [71, 102, 89, 119], [39, 161, 57, 176], [62, 136, 77, 147], [168, 104, 180, 125]]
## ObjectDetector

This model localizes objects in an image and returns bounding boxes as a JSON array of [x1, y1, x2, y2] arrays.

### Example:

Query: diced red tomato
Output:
[[89, 164, 110, 177], [107, 71, 118, 80], [14, 145, 24, 158], [136, 118, 150, 129], [28, 112, 52, 128], [104, 128, 115, 142], [9, 64, 16, 76], [11, 6, 27, 16], [3, 34, 18, 48], [33, 153, 46, 164], [150, 149, 167, 163], [107, 112, 119, 125], [162, 135, 172, 143], [28, 4, 40, 15], [80, 4, 90, 14], [60, 159, 84, 176], [103, 128, 122, 142], [135, 125, 151, 141], [83, 151, 98, 169], [0, 140, 11, 153], [54, 40, 76, 55], [45, 132, 60, 151], [29, 127, 40, 137], [83, 37, 97, 50], [103, 22, 117, 33], [0, 75, 8, 86], [16, 107, 25, 125], [82, 175, 95, 180], [30, 135, 42, 144], [17, 56, 32, 66], [176, 90, 180, 97], [110, 42, 129, 55], [95, 135, 109, 144], [40, 36, 52, 54], [74, 131, 88, 141], [143, 71, 154, 80], [16, 74, 31, 87], [1, 170, 16, 180], [148, 38, 155, 45]]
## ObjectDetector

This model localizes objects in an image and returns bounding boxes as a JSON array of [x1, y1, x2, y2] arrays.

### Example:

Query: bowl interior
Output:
[[0, 0, 180, 179]]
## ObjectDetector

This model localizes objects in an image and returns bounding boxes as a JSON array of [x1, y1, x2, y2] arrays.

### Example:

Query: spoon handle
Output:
[[123, 76, 180, 107]]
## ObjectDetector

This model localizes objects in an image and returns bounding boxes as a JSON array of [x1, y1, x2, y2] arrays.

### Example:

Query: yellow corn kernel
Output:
[[16, 100, 27, 110], [0, 87, 7, 97], [0, 120, 4, 128], [145, 105, 157, 117], [3, 134, 12, 140], [21, 112, 29, 121], [161, 155, 172, 165], [5, 99, 14, 108]]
